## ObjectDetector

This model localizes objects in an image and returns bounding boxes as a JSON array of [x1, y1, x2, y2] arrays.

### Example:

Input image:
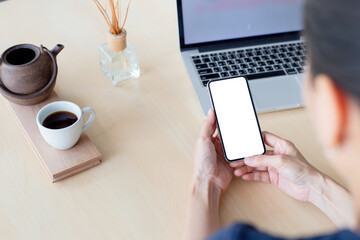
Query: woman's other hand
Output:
[[230, 131, 319, 202], [231, 131, 356, 228]]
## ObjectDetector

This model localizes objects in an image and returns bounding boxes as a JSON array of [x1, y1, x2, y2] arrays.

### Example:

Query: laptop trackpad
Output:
[[249, 77, 303, 111]]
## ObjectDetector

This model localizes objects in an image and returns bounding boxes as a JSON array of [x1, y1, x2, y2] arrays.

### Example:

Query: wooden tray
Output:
[[3, 91, 102, 182]]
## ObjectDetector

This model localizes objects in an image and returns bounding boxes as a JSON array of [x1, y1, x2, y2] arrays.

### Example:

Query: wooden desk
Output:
[[0, 0, 342, 239]]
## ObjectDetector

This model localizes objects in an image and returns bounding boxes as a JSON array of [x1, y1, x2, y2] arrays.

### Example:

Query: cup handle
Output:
[[81, 107, 96, 133]]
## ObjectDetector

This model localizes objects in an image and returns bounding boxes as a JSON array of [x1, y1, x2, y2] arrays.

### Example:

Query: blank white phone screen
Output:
[[209, 77, 264, 161]]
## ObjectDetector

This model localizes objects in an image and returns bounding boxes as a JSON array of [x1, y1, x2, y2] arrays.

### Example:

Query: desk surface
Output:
[[0, 0, 343, 239]]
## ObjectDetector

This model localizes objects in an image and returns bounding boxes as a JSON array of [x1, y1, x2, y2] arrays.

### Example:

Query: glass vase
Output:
[[98, 29, 140, 85]]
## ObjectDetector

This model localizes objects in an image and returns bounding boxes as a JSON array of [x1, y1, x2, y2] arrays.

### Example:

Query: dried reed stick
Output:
[[116, 0, 120, 24], [120, 0, 131, 32], [93, 0, 131, 35], [94, 0, 115, 33]]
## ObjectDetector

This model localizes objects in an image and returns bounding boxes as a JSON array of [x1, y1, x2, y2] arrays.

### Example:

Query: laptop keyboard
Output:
[[191, 42, 307, 86]]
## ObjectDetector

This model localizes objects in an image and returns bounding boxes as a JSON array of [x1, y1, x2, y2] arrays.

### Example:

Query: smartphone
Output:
[[208, 77, 265, 162]]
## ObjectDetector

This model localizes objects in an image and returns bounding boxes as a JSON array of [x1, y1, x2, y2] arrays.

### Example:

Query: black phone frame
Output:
[[207, 77, 266, 162]]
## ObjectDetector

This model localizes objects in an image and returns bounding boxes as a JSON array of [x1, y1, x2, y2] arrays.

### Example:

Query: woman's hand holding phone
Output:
[[183, 109, 234, 240], [193, 109, 233, 192]]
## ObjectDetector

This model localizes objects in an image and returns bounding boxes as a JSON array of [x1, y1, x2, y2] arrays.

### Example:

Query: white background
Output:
[[209, 77, 264, 160]]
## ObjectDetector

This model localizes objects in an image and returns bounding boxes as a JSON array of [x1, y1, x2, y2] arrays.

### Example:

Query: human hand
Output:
[[183, 110, 232, 240], [193, 109, 233, 192], [230, 131, 321, 202]]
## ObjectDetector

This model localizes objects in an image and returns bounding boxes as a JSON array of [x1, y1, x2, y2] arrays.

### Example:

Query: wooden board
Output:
[[3, 91, 102, 182]]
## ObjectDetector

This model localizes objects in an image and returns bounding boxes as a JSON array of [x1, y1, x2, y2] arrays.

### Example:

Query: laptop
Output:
[[176, 0, 306, 114]]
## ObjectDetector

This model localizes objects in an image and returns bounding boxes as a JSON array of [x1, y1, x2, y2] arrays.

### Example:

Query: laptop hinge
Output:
[[180, 47, 198, 52], [198, 33, 301, 53]]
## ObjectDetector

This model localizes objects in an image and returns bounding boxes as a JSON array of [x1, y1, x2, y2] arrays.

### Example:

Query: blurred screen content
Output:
[[182, 0, 305, 45]]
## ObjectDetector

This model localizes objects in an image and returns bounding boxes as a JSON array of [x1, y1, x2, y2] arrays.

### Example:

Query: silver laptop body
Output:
[[177, 0, 306, 114]]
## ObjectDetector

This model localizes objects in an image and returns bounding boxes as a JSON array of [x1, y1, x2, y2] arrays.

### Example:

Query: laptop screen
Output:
[[181, 0, 305, 45]]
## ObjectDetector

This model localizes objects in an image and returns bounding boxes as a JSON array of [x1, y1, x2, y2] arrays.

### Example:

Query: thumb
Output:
[[199, 109, 216, 138]]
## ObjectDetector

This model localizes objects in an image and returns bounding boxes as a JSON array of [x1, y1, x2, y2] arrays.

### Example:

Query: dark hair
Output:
[[305, 0, 360, 100]]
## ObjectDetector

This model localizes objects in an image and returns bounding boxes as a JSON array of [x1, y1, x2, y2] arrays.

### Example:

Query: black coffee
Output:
[[42, 111, 78, 129]]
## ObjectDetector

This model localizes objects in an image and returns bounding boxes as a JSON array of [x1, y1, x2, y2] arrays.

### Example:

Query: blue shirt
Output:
[[208, 223, 359, 240]]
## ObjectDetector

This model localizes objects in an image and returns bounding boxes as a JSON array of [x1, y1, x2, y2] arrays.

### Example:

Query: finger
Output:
[[212, 137, 224, 155], [262, 131, 288, 148], [199, 109, 216, 138], [262, 131, 282, 148], [229, 160, 246, 168], [234, 163, 268, 171], [242, 172, 271, 183], [263, 131, 297, 155], [265, 150, 274, 156], [234, 165, 255, 176], [212, 135, 221, 145], [230, 150, 275, 168], [216, 132, 220, 139], [229, 150, 274, 168], [244, 154, 287, 169]]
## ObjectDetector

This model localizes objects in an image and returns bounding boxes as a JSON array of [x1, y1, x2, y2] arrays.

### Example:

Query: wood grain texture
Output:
[[0, 0, 342, 239], [4, 91, 101, 182]]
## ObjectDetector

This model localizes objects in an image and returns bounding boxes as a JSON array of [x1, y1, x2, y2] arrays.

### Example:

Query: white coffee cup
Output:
[[36, 101, 96, 150]]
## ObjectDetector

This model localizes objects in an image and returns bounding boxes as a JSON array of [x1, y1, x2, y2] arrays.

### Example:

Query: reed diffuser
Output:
[[94, 0, 140, 85]]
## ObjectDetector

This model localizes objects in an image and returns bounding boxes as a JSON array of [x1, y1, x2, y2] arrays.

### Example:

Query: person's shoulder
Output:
[[207, 223, 360, 240]]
